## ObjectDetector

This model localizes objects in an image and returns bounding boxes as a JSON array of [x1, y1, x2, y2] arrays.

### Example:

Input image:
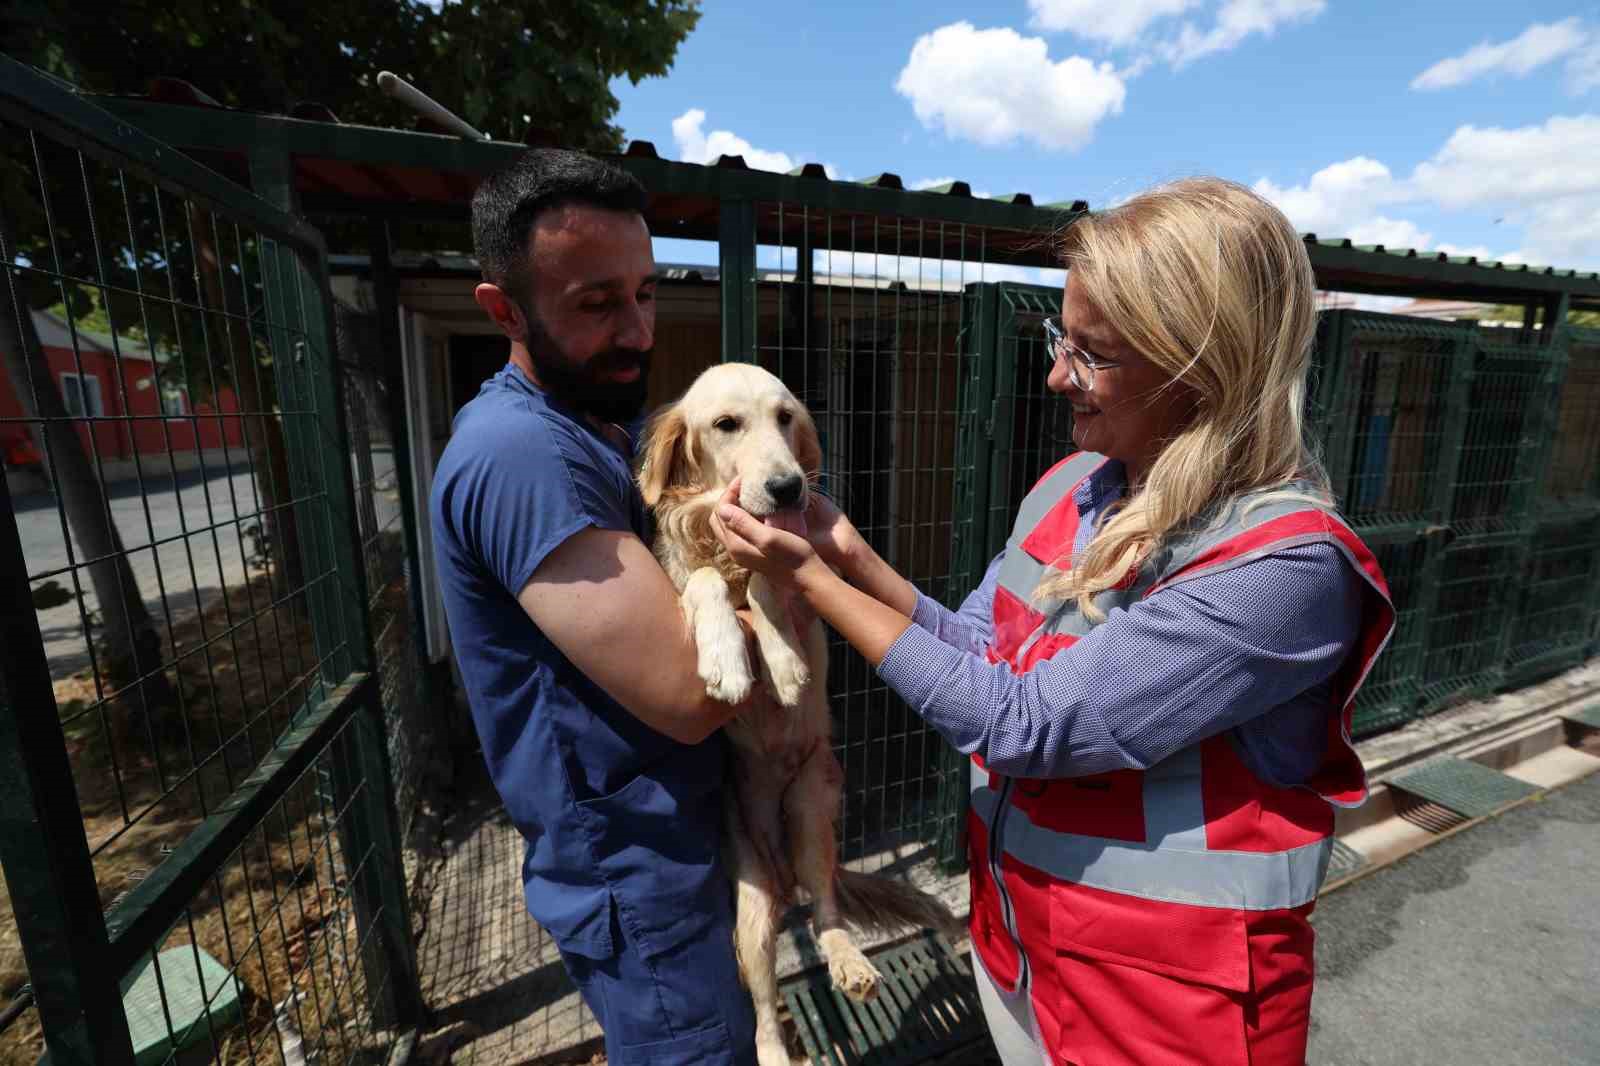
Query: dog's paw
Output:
[[828, 951, 881, 1003], [700, 644, 754, 704], [763, 646, 811, 708]]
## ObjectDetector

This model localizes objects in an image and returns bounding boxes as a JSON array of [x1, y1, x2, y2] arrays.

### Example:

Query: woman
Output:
[[711, 178, 1394, 1066]]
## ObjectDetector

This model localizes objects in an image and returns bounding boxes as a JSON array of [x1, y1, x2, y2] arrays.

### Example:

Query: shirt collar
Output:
[[1073, 457, 1128, 517]]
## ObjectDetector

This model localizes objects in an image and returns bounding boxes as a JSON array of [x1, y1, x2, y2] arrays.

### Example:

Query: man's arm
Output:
[[518, 526, 750, 745]]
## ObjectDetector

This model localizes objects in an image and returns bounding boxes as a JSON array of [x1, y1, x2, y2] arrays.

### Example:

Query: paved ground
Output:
[[17, 450, 397, 677], [1307, 769, 1600, 1065]]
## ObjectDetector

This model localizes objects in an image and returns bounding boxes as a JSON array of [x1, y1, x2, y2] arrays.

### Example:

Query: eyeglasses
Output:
[[1041, 316, 1121, 392]]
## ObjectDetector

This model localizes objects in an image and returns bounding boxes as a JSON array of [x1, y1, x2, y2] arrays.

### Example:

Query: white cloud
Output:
[[1256, 115, 1600, 270], [1344, 218, 1433, 250], [671, 109, 820, 175], [1252, 156, 1406, 235], [1027, 0, 1199, 45], [1411, 18, 1590, 91], [1164, 0, 1325, 67], [894, 22, 1126, 151]]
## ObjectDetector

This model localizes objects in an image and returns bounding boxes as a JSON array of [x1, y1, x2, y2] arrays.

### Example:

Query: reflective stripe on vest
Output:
[[970, 758, 1334, 911]]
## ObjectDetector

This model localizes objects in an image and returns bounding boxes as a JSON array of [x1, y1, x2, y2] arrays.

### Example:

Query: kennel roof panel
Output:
[[87, 92, 1600, 309]]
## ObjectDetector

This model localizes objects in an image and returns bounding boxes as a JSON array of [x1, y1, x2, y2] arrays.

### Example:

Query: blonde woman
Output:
[[711, 178, 1395, 1066]]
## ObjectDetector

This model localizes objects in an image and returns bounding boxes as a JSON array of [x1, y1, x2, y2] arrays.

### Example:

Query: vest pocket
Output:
[[1045, 881, 1251, 1064]]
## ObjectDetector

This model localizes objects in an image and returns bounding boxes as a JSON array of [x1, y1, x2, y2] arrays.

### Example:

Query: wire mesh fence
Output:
[[746, 204, 1064, 870], [1449, 328, 1560, 536], [1504, 510, 1600, 686], [0, 62, 414, 1065], [1314, 314, 1467, 534], [1543, 327, 1600, 507], [332, 299, 431, 844]]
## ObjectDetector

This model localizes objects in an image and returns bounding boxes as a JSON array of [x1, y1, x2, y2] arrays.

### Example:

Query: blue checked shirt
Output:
[[877, 461, 1363, 787]]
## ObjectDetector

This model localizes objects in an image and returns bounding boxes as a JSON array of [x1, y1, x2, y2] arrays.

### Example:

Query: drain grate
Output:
[[1387, 755, 1539, 823], [1392, 791, 1470, 834], [1324, 837, 1367, 884], [1563, 703, 1600, 732], [781, 930, 985, 1065]]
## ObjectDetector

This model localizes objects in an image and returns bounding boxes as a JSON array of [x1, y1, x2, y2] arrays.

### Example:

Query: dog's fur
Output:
[[638, 363, 958, 1066]]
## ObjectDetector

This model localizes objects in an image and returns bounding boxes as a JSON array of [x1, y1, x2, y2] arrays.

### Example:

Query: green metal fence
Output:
[[735, 202, 1073, 873], [0, 58, 419, 1066]]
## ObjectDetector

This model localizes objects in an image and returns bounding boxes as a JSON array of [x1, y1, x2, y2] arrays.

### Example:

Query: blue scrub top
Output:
[[430, 363, 727, 960]]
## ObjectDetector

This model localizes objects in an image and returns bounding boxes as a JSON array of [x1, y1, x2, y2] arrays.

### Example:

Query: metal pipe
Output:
[[375, 71, 488, 140]]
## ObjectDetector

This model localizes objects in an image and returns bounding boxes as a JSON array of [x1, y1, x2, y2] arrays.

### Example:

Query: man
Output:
[[429, 149, 758, 1065]]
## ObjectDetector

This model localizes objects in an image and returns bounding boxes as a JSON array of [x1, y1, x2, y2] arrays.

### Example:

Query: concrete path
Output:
[[1308, 769, 1600, 1065]]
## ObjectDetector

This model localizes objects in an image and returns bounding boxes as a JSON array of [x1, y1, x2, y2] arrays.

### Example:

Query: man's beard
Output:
[[524, 313, 652, 424]]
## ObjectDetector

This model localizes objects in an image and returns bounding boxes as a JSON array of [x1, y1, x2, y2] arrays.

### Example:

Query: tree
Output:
[[0, 1, 700, 731], [4, 0, 702, 150]]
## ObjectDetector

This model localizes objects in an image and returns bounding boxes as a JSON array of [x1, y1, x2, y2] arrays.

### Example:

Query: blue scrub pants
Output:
[[558, 899, 757, 1065]]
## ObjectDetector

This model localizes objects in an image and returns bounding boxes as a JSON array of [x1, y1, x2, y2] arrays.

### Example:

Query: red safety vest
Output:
[[968, 452, 1394, 1066]]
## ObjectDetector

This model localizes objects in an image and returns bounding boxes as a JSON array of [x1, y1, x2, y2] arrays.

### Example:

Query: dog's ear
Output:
[[637, 404, 696, 507], [794, 407, 822, 477]]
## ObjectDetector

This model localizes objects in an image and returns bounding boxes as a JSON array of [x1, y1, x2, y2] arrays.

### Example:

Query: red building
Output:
[[1, 310, 246, 473]]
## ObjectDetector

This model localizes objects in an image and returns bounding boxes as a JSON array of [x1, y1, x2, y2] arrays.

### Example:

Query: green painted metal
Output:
[[719, 199, 758, 361], [0, 468, 135, 1066], [0, 60, 322, 253], [780, 931, 984, 1065], [99, 673, 369, 974], [1386, 756, 1539, 819], [90, 94, 1600, 307], [1564, 703, 1600, 730], [1324, 838, 1367, 885], [121, 942, 241, 1065]]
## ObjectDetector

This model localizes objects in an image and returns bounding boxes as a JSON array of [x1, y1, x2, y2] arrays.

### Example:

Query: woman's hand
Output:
[[711, 481, 831, 591], [803, 491, 866, 575]]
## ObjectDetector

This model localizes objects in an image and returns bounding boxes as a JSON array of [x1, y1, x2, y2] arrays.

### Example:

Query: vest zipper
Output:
[[987, 774, 1030, 989]]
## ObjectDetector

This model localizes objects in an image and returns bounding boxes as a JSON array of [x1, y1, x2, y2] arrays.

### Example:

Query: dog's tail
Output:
[[834, 869, 964, 939]]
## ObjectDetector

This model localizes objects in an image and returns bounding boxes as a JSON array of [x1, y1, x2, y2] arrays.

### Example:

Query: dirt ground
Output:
[[3, 573, 398, 1066]]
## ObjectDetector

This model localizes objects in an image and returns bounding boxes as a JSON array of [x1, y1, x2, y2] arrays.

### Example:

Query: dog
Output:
[[638, 362, 958, 1066]]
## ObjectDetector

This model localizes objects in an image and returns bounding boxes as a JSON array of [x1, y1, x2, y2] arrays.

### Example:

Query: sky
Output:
[[609, 1, 1600, 281]]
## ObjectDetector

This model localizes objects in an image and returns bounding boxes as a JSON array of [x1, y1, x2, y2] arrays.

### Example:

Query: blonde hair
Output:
[[1037, 177, 1330, 619]]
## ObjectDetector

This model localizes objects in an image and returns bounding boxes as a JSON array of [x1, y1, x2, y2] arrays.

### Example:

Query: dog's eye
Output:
[[713, 416, 740, 433], [777, 409, 793, 427]]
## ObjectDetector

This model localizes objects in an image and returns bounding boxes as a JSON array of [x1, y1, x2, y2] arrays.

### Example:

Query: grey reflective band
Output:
[[970, 788, 1333, 911], [1007, 452, 1105, 539]]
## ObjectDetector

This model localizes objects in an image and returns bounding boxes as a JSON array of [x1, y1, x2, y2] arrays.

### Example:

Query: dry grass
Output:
[[2, 572, 402, 1066]]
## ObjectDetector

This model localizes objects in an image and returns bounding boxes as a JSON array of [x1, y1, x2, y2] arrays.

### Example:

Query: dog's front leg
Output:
[[682, 567, 753, 704], [746, 572, 811, 708]]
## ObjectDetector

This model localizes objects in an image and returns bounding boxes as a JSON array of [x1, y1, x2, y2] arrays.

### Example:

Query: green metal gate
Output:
[[0, 58, 420, 1066]]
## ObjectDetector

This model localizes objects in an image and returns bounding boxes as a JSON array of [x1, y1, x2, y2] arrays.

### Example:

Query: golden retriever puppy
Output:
[[638, 362, 956, 1066]]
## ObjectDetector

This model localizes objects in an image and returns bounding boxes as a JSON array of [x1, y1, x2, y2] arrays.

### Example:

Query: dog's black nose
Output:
[[766, 473, 804, 509]]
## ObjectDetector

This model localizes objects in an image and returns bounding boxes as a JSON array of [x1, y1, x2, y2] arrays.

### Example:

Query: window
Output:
[[59, 372, 104, 418]]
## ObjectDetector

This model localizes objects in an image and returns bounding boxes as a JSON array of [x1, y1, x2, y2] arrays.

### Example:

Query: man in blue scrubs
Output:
[[430, 149, 758, 1064]]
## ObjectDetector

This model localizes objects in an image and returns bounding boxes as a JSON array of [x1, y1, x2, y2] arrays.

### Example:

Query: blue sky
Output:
[[611, 1, 1600, 278]]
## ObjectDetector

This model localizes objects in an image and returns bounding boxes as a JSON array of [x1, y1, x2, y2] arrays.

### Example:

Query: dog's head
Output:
[[638, 363, 821, 516]]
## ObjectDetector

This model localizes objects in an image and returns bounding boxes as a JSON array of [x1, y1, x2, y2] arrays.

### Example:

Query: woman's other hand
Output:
[[804, 491, 866, 573], [712, 480, 830, 589]]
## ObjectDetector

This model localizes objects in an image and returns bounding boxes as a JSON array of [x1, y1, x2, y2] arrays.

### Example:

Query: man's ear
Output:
[[474, 282, 526, 342], [637, 404, 696, 507]]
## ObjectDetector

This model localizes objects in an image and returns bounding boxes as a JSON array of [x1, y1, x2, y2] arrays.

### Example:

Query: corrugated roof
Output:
[[88, 88, 1600, 308], [1303, 235, 1599, 284]]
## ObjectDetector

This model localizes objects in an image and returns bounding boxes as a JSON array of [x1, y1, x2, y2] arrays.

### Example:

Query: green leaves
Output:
[[15, 0, 700, 150]]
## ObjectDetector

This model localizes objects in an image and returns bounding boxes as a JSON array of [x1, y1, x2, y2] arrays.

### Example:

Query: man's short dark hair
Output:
[[471, 148, 648, 299]]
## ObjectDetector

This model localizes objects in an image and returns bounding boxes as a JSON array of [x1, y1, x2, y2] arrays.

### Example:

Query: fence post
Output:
[[248, 145, 425, 1030], [1491, 299, 1572, 677], [720, 199, 758, 362], [0, 468, 136, 1066], [937, 282, 1000, 874]]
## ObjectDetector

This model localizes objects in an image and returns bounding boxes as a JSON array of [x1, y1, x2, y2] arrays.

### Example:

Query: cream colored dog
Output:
[[638, 363, 956, 1066]]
